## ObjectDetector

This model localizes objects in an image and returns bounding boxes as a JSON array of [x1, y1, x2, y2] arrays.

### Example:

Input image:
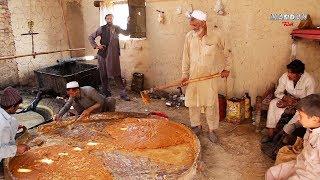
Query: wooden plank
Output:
[[128, 0, 146, 38], [0, 48, 86, 61], [128, 0, 145, 6], [145, 0, 178, 2]]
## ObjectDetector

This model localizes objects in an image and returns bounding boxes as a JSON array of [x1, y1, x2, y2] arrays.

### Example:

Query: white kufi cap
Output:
[[66, 81, 79, 89], [187, 10, 207, 21]]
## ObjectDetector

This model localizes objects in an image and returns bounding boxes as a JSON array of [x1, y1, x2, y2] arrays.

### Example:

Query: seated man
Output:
[[0, 87, 30, 163], [264, 59, 315, 142], [266, 94, 320, 179], [54, 81, 116, 121]]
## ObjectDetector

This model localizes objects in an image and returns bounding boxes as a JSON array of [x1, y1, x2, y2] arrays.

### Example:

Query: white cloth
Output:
[[214, 0, 225, 15], [266, 72, 315, 128], [189, 106, 219, 131], [0, 108, 19, 161], [182, 30, 230, 107], [291, 42, 297, 60], [266, 127, 320, 179]]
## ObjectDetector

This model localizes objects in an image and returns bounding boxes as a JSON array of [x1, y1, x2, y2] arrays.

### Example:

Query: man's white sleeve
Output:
[[0, 126, 17, 159], [275, 74, 287, 99]]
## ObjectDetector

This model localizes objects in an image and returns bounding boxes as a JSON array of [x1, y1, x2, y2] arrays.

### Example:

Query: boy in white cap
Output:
[[54, 81, 116, 121], [181, 10, 231, 143], [0, 87, 30, 163]]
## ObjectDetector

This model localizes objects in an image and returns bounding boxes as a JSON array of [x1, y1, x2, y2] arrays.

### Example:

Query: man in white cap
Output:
[[54, 81, 116, 121], [181, 10, 231, 143], [0, 87, 30, 164]]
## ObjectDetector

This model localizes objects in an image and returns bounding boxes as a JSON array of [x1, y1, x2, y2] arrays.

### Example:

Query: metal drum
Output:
[[34, 61, 100, 96]]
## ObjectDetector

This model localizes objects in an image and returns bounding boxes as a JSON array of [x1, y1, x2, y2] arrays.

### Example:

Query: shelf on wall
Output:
[[291, 29, 320, 40]]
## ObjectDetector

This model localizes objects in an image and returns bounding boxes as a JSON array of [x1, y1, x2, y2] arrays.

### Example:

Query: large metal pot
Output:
[[4, 112, 200, 180]]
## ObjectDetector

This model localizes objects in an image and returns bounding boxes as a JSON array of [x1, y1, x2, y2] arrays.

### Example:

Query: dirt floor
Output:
[[1, 86, 274, 180]]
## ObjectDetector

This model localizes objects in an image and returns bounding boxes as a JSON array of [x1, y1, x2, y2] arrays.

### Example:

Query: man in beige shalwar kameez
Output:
[[181, 10, 231, 143], [266, 94, 320, 179]]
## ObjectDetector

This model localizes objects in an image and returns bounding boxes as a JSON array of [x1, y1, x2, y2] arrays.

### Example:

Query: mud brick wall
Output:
[[0, 0, 19, 87]]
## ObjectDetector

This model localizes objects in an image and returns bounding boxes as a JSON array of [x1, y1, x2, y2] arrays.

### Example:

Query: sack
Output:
[[275, 137, 303, 165], [225, 98, 245, 124], [275, 146, 298, 165]]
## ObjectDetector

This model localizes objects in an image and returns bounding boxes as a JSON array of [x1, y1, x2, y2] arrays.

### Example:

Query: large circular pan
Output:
[[4, 112, 200, 179]]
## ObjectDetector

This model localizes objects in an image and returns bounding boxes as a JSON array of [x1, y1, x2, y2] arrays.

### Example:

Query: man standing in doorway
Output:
[[181, 10, 231, 143], [89, 14, 130, 101]]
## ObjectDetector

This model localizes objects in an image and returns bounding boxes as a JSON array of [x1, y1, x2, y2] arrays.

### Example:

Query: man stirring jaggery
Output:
[[54, 81, 116, 121], [0, 87, 30, 164], [181, 10, 231, 143]]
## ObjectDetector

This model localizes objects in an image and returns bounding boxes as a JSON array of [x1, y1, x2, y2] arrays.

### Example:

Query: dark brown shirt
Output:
[[58, 86, 105, 117]]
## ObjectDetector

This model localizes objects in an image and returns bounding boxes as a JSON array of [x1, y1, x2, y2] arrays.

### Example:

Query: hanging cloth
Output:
[[214, 0, 225, 15], [290, 41, 297, 60]]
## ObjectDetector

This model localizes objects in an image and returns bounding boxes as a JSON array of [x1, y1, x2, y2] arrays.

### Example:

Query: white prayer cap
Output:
[[187, 10, 207, 21], [66, 81, 79, 89]]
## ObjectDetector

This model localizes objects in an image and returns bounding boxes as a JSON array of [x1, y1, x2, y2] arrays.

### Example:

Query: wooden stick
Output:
[[225, 77, 228, 98], [59, 0, 72, 54], [148, 72, 221, 92], [141, 73, 221, 104], [186, 73, 221, 84], [0, 48, 85, 61]]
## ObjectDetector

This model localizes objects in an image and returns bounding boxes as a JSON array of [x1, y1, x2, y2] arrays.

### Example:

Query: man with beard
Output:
[[89, 14, 130, 101], [181, 10, 231, 143]]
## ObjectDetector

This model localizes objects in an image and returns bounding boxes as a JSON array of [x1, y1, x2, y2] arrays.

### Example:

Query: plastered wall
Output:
[[219, 0, 320, 99], [2, 0, 320, 101], [8, 0, 70, 85], [83, 0, 320, 100], [0, 0, 19, 87]]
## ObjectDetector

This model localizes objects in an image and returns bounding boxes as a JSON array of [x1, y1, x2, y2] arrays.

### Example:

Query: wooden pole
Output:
[[59, 0, 72, 56], [225, 77, 228, 98], [0, 48, 86, 61]]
